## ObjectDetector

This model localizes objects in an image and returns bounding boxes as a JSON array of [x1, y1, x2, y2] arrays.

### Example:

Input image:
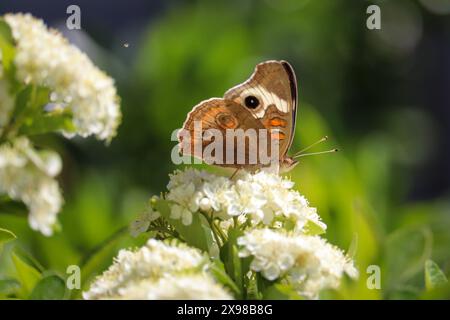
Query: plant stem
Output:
[[148, 225, 179, 239], [233, 216, 239, 228], [201, 211, 223, 247], [214, 220, 228, 242]]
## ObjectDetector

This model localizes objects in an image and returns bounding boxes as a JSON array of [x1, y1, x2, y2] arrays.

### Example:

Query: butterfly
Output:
[[178, 60, 334, 174]]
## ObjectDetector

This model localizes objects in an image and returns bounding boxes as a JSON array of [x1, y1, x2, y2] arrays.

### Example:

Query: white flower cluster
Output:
[[91, 169, 357, 299], [238, 228, 358, 299], [3, 13, 121, 141], [83, 239, 232, 300], [0, 137, 62, 236], [166, 168, 326, 233], [113, 274, 233, 300]]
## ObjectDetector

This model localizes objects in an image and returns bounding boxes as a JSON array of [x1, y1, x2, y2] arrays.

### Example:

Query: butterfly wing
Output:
[[224, 60, 298, 159], [178, 98, 268, 168]]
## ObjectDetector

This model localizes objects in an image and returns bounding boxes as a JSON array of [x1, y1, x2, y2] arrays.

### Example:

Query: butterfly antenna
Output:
[[292, 136, 328, 157], [293, 148, 339, 159]]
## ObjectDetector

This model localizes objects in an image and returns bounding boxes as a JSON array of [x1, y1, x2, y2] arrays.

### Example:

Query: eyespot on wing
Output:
[[215, 112, 238, 129]]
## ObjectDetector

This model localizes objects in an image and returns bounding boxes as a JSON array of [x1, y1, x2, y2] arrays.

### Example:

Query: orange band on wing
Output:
[[271, 131, 286, 140], [268, 117, 287, 127]]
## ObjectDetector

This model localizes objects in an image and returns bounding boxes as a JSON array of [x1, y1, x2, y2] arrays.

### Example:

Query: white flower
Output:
[[167, 168, 215, 190], [166, 169, 224, 224], [170, 203, 193, 225], [116, 274, 232, 300], [3, 13, 121, 141], [165, 168, 325, 233], [0, 137, 63, 236], [238, 228, 358, 299], [83, 239, 231, 300], [129, 201, 160, 238], [199, 197, 212, 212]]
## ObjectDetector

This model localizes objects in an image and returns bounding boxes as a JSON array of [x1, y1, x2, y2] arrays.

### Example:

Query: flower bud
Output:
[[199, 197, 211, 212]]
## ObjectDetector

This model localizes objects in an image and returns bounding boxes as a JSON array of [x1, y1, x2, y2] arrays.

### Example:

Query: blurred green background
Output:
[[1, 0, 450, 299]]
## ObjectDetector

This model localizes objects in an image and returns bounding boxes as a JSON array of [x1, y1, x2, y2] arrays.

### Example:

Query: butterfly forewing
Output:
[[179, 98, 274, 168], [223, 60, 298, 160]]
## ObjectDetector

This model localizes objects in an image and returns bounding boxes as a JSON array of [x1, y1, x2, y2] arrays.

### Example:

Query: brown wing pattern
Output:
[[223, 60, 298, 159], [178, 98, 270, 168]]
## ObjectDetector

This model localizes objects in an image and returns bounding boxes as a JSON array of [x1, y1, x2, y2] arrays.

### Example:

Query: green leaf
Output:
[[20, 112, 75, 136], [347, 233, 358, 259], [304, 219, 326, 236], [3, 85, 57, 137], [256, 273, 269, 297], [263, 283, 302, 300], [29, 275, 66, 300], [13, 246, 45, 272], [0, 18, 16, 72], [10, 85, 32, 122], [32, 86, 51, 110], [220, 228, 248, 297], [209, 259, 240, 297], [0, 279, 21, 296], [12, 252, 42, 297], [425, 260, 448, 291], [0, 227, 16, 245], [156, 199, 214, 252], [0, 19, 14, 44]]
